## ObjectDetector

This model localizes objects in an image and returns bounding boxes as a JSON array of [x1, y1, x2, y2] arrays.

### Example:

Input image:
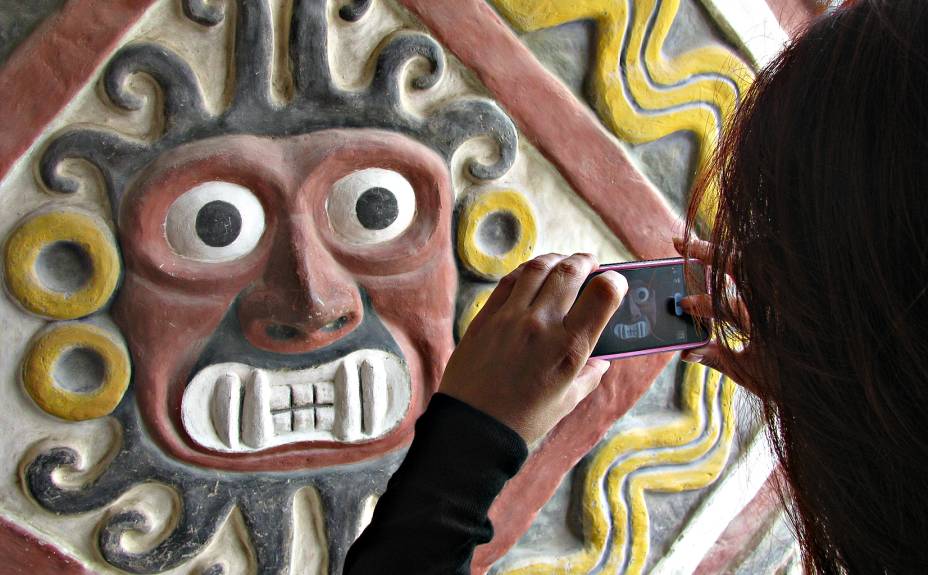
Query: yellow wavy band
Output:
[[491, 0, 754, 225], [503, 364, 736, 574]]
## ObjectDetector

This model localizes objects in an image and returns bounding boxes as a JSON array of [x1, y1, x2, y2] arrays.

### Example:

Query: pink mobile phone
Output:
[[585, 258, 711, 361]]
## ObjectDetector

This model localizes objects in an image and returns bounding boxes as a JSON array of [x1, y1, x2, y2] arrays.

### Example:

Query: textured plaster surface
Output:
[[520, 21, 595, 99], [625, 0, 726, 209], [701, 0, 791, 67], [0, 0, 64, 65], [0, 517, 91, 575], [511, 0, 741, 212], [490, 358, 765, 574], [491, 357, 685, 572], [733, 512, 802, 574], [694, 478, 782, 574]]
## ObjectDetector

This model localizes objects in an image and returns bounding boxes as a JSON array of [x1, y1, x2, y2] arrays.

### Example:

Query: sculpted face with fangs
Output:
[[115, 130, 456, 470], [27, 2, 529, 569]]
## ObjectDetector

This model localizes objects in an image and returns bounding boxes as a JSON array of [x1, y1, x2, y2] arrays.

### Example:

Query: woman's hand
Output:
[[673, 237, 757, 389], [439, 253, 628, 444]]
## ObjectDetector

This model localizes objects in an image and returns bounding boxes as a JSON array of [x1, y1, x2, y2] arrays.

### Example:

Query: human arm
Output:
[[342, 393, 527, 575]]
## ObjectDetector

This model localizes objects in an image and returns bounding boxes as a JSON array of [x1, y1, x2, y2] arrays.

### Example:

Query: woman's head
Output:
[[685, 0, 928, 572]]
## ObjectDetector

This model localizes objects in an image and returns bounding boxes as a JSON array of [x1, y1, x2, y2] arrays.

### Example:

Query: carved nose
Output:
[[238, 225, 363, 354], [240, 282, 363, 354]]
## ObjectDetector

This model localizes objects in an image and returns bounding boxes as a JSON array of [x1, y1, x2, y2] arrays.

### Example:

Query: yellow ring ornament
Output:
[[4, 210, 120, 319], [457, 189, 537, 280], [22, 323, 131, 421]]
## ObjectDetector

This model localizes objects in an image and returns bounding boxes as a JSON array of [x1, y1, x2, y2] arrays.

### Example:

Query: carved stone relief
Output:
[[0, 0, 802, 573]]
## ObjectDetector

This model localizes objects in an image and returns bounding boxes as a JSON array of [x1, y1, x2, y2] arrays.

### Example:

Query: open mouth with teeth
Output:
[[615, 320, 651, 340], [182, 349, 411, 453]]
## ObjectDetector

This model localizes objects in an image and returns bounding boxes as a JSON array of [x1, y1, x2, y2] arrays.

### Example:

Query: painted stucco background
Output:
[[0, 0, 64, 64], [0, 1, 824, 573]]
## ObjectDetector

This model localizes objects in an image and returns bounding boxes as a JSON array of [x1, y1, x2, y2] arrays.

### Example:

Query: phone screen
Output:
[[587, 261, 708, 357]]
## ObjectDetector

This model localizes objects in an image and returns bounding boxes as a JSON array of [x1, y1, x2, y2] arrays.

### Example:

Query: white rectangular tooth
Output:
[[210, 373, 241, 449], [293, 409, 314, 432], [315, 382, 335, 405], [270, 385, 291, 411], [291, 383, 314, 407], [273, 412, 292, 433], [316, 406, 335, 432], [335, 357, 361, 441], [242, 370, 274, 449], [360, 357, 387, 437]]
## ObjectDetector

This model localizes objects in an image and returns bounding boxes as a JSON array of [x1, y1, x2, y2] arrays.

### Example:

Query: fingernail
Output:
[[682, 353, 704, 363]]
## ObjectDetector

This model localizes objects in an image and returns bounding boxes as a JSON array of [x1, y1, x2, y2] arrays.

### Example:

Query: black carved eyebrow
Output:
[[40, 0, 518, 211]]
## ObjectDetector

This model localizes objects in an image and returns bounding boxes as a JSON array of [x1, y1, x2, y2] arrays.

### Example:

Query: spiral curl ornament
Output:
[[40, 0, 517, 208]]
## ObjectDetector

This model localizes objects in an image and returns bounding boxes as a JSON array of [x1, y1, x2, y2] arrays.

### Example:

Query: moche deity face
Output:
[[114, 131, 457, 471], [615, 278, 658, 341]]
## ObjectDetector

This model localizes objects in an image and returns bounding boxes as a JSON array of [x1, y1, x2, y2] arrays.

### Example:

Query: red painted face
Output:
[[113, 130, 457, 471]]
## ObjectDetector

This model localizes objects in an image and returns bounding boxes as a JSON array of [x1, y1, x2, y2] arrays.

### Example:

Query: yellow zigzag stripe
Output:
[[490, 0, 754, 223], [503, 365, 735, 574]]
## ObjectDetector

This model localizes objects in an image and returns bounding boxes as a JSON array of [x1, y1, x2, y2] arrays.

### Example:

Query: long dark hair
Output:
[[685, 1, 928, 572]]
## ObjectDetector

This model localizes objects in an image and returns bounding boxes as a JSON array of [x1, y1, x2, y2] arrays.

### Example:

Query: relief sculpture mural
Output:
[[0, 0, 809, 573]]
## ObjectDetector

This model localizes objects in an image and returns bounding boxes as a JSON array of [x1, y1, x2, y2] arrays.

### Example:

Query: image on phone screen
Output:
[[588, 262, 708, 357]]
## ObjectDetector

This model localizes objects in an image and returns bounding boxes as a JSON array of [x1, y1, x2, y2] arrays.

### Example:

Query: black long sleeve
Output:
[[343, 393, 529, 574]]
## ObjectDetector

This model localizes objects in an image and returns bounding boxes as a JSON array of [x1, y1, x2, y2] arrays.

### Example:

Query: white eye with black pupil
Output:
[[165, 182, 265, 262], [328, 168, 416, 245], [635, 287, 650, 303]]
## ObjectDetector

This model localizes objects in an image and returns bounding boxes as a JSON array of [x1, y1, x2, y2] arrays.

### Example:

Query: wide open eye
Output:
[[634, 287, 650, 304], [165, 182, 265, 262], [327, 168, 416, 245]]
